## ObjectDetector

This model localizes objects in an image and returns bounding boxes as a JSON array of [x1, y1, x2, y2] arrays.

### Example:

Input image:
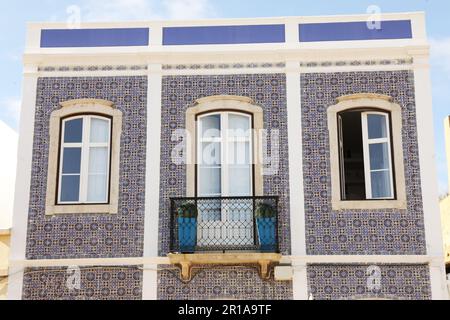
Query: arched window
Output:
[[185, 95, 264, 198], [328, 94, 406, 210], [197, 111, 253, 198], [58, 115, 111, 204], [46, 99, 122, 215], [338, 109, 394, 200]]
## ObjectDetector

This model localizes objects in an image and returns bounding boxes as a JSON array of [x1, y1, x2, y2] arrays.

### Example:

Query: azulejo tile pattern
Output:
[[158, 74, 291, 256], [307, 264, 431, 300], [38, 65, 148, 72], [158, 265, 293, 300], [162, 62, 286, 71], [26, 76, 147, 260], [301, 71, 426, 255], [22, 266, 143, 300], [299, 58, 413, 68]]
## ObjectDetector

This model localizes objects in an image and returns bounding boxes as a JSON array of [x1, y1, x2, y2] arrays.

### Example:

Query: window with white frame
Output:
[[197, 111, 253, 199], [338, 110, 395, 200], [58, 115, 111, 204]]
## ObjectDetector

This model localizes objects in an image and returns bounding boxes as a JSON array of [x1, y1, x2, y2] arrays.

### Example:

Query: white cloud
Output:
[[430, 38, 450, 75], [77, 0, 216, 22], [80, 0, 161, 22], [0, 97, 21, 125], [163, 0, 215, 20]]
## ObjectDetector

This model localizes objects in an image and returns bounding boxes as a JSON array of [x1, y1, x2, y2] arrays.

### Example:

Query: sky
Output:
[[0, 0, 449, 195]]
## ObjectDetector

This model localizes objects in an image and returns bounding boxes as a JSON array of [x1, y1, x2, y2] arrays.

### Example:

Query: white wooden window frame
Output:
[[58, 115, 112, 205], [328, 93, 407, 210], [361, 111, 395, 200], [45, 99, 122, 216], [197, 111, 253, 198]]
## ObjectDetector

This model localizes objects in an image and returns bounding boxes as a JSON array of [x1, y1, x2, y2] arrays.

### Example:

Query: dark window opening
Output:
[[339, 111, 366, 200], [338, 109, 395, 201]]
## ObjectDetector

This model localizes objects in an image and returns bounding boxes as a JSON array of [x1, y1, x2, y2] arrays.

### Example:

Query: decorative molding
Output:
[[328, 94, 407, 211], [185, 95, 264, 198], [336, 93, 393, 103], [300, 58, 414, 68], [45, 99, 123, 216], [37, 65, 148, 73], [195, 95, 254, 105], [162, 62, 286, 71]]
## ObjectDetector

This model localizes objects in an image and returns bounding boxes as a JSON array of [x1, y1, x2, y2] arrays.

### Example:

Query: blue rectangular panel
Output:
[[41, 28, 149, 48], [299, 20, 412, 42], [163, 24, 285, 45]]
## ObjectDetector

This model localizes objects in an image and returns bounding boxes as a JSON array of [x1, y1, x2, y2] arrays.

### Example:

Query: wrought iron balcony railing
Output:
[[169, 196, 279, 254]]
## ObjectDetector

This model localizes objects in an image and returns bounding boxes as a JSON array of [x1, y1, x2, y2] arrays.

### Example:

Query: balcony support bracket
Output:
[[168, 253, 282, 281]]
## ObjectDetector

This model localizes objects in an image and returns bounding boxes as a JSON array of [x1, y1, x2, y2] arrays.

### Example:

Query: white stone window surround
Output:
[[186, 95, 264, 197], [46, 99, 123, 215], [328, 93, 407, 210]]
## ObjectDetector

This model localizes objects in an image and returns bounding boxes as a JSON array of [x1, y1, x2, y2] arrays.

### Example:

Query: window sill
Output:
[[332, 199, 407, 211], [45, 203, 118, 216]]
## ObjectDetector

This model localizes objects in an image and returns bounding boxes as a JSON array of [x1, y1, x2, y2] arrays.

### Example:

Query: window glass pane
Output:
[[227, 142, 250, 165], [200, 142, 221, 165], [201, 115, 221, 139], [87, 174, 108, 202], [369, 143, 390, 171], [64, 118, 83, 143], [88, 147, 108, 174], [228, 114, 250, 137], [228, 167, 251, 196], [62, 148, 82, 174], [371, 171, 392, 198], [60, 175, 80, 202], [368, 114, 388, 139], [199, 167, 221, 196], [90, 118, 110, 143]]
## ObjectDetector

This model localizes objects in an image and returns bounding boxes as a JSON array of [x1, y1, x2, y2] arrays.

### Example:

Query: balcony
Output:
[[168, 196, 281, 280]]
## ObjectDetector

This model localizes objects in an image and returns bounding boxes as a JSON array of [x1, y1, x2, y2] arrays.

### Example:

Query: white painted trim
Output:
[[9, 255, 442, 269], [7, 66, 39, 300], [361, 112, 395, 200], [26, 12, 424, 29], [25, 58, 416, 76], [429, 260, 449, 300], [10, 257, 170, 268], [142, 64, 162, 300], [286, 60, 307, 300], [23, 46, 427, 68], [289, 255, 443, 265], [413, 53, 449, 300]]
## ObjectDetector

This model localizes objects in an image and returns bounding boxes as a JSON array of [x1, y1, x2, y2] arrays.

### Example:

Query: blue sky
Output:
[[0, 0, 449, 195]]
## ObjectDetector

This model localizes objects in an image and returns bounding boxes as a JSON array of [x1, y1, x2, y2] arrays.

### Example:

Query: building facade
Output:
[[441, 116, 450, 272], [0, 120, 17, 299], [8, 12, 449, 300]]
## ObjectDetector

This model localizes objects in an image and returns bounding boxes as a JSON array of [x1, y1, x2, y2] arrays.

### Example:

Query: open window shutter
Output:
[[338, 114, 346, 200]]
